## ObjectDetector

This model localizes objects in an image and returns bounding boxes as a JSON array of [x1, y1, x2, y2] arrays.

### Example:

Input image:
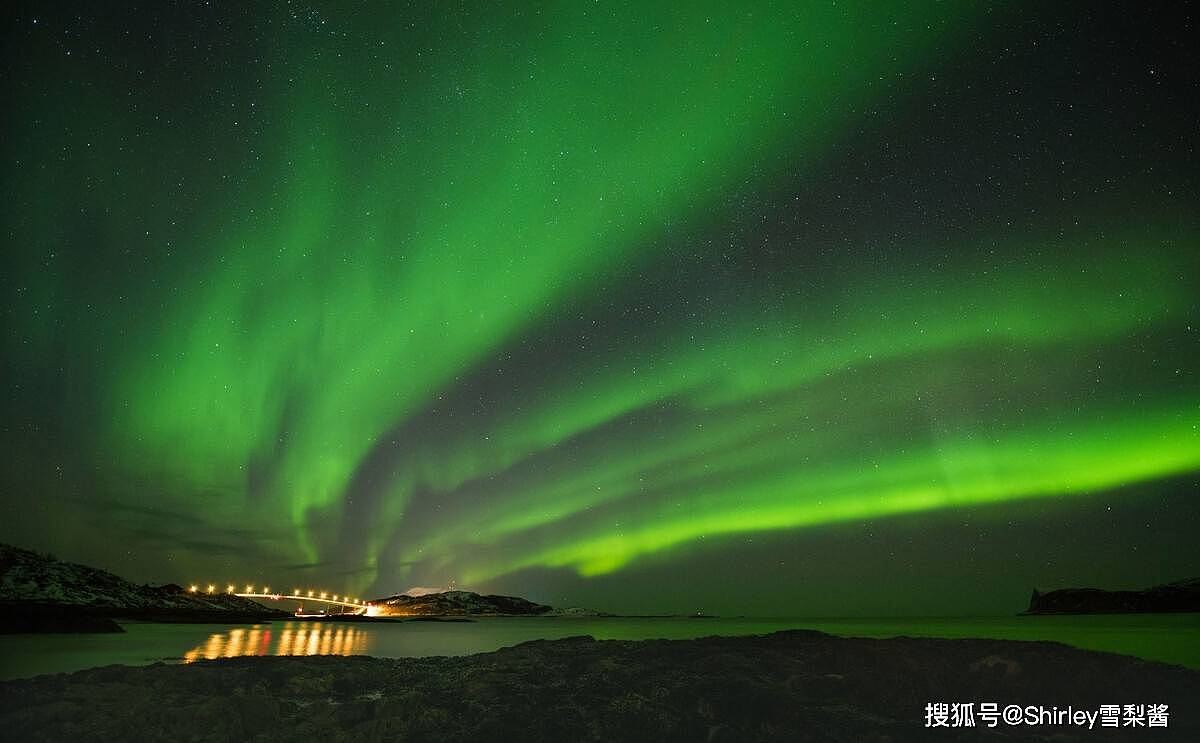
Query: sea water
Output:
[[1, 614, 1197, 681]]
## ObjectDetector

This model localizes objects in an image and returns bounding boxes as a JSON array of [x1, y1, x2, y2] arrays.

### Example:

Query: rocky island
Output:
[[1026, 578, 1200, 614]]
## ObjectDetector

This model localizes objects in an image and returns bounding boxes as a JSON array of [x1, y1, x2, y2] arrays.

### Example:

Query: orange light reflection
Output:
[[181, 622, 365, 663]]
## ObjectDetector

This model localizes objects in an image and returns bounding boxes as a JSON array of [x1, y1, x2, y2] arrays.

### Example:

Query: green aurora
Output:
[[2, 1, 1196, 614]]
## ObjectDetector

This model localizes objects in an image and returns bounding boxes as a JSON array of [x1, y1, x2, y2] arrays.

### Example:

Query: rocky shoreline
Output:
[[0, 603, 125, 633], [0, 602, 295, 634], [2, 630, 1196, 742]]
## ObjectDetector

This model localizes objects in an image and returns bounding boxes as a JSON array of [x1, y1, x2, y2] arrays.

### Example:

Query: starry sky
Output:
[[1, 2, 1196, 616]]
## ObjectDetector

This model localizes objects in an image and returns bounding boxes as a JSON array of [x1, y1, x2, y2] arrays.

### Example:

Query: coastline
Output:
[[0, 602, 290, 634]]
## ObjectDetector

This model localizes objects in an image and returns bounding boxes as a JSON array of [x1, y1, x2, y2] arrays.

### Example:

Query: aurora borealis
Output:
[[1, 2, 1196, 615]]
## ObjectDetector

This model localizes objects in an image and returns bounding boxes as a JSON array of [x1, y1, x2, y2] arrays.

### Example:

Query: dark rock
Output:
[[0, 603, 124, 633], [1026, 577, 1200, 614]]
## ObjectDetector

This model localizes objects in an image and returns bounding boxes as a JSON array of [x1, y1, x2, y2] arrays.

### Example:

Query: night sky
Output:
[[2, 2, 1196, 616]]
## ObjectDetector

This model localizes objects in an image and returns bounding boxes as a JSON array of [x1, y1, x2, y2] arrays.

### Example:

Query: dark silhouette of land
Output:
[[1026, 578, 1200, 614]]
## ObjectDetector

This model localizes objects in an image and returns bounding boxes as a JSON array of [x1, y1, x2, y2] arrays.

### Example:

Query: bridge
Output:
[[188, 584, 373, 615]]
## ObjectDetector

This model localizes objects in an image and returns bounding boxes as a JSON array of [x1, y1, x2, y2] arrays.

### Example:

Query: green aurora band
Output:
[[2, 1, 1197, 601]]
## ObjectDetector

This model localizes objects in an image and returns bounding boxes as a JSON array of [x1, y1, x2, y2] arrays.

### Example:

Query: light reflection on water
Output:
[[182, 622, 368, 662], [1, 615, 1198, 681]]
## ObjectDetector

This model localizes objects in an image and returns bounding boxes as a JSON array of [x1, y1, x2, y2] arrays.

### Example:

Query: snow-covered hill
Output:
[[0, 543, 274, 613], [372, 589, 552, 616]]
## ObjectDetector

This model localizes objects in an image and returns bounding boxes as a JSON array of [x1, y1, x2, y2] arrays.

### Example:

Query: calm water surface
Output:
[[1, 614, 1197, 680]]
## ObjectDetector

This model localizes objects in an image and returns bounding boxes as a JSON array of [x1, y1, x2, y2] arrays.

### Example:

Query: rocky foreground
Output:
[[2, 631, 1197, 742]]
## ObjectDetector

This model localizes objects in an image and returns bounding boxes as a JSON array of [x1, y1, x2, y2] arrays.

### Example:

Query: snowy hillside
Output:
[[373, 589, 552, 616], [0, 543, 274, 613]]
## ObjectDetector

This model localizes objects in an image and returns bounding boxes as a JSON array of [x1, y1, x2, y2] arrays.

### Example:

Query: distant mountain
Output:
[[1026, 577, 1200, 614], [0, 543, 284, 631], [372, 589, 552, 616]]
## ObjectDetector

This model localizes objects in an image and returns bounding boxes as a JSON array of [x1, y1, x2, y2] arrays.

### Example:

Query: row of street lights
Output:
[[187, 584, 367, 605]]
